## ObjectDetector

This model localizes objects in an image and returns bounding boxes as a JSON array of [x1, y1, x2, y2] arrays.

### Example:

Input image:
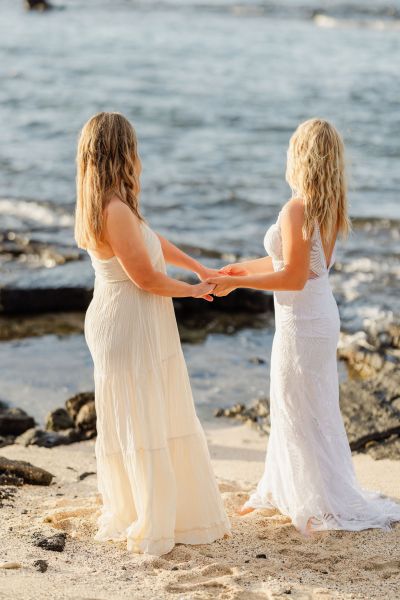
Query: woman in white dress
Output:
[[209, 119, 400, 533], [74, 112, 230, 556]]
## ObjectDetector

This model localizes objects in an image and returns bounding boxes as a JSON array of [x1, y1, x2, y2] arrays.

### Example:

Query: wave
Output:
[[314, 13, 400, 29], [0, 198, 74, 229]]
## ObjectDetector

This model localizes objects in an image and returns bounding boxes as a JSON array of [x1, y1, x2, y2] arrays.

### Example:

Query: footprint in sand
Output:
[[164, 547, 194, 562], [219, 481, 242, 493], [362, 558, 400, 579], [43, 496, 100, 538], [164, 562, 234, 594]]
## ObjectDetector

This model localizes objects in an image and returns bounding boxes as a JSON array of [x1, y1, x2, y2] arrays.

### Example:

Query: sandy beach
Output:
[[1, 419, 399, 600]]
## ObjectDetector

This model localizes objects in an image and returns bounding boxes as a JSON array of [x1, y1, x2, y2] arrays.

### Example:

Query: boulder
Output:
[[0, 286, 93, 315], [0, 407, 35, 436], [0, 456, 53, 485], [15, 427, 85, 448], [65, 392, 94, 421], [75, 400, 96, 432], [45, 408, 74, 432], [24, 0, 53, 11]]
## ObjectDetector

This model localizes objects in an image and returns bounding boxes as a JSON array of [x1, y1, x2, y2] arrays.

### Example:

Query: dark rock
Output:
[[0, 456, 53, 485], [24, 0, 53, 11], [175, 288, 273, 317], [256, 553, 267, 559], [249, 356, 266, 365], [65, 392, 94, 421], [33, 559, 48, 572], [15, 426, 88, 448], [78, 471, 96, 481], [75, 400, 96, 432], [0, 407, 35, 436], [32, 532, 66, 552], [46, 408, 74, 432], [0, 275, 273, 323], [0, 286, 93, 315], [215, 398, 270, 435], [0, 435, 15, 449], [0, 472, 24, 486]]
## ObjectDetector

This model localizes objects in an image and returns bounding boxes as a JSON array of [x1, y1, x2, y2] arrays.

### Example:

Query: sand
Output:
[[0, 420, 399, 600]]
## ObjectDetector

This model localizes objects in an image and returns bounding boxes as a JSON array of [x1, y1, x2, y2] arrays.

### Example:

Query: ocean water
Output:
[[0, 0, 399, 418]]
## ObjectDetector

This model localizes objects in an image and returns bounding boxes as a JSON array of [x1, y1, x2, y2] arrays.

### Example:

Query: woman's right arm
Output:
[[221, 256, 274, 276], [104, 200, 214, 300]]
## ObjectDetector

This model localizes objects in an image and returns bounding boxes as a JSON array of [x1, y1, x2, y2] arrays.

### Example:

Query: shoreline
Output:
[[0, 419, 399, 600]]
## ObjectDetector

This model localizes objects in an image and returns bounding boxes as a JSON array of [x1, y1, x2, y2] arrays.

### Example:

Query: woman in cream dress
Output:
[[210, 119, 400, 533], [75, 112, 230, 556]]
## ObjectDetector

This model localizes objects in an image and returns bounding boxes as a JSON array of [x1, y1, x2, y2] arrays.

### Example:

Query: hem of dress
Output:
[[94, 520, 231, 556], [243, 493, 400, 534]]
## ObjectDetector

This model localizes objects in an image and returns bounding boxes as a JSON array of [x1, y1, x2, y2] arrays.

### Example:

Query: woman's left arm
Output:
[[209, 200, 311, 294], [157, 233, 220, 281]]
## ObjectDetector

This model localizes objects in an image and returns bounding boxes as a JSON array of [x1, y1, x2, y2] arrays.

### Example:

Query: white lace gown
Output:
[[85, 222, 230, 555], [244, 210, 400, 532]]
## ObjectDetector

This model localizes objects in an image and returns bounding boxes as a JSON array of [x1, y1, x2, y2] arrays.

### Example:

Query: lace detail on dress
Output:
[[264, 210, 336, 280]]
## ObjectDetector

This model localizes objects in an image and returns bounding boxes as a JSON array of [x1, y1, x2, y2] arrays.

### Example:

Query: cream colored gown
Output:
[[85, 222, 230, 556]]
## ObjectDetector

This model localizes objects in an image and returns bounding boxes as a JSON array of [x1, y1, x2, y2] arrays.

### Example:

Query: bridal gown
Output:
[[85, 222, 230, 555], [244, 209, 400, 532]]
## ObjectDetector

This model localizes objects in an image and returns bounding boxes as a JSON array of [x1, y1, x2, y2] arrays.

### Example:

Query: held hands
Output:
[[191, 281, 216, 302], [212, 262, 249, 297], [206, 275, 239, 297], [195, 262, 249, 299], [196, 266, 224, 282]]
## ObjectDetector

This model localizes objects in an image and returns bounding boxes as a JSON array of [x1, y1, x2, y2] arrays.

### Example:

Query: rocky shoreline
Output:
[[0, 392, 96, 451]]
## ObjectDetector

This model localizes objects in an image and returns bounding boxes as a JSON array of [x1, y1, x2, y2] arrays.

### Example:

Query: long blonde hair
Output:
[[286, 118, 351, 243], [75, 112, 143, 249]]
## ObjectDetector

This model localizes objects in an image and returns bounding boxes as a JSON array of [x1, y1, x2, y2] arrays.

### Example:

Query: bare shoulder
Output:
[[105, 197, 140, 227], [280, 198, 305, 227]]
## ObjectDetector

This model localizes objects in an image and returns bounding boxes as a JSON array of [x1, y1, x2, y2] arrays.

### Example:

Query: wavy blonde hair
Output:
[[75, 112, 143, 249], [286, 118, 351, 243]]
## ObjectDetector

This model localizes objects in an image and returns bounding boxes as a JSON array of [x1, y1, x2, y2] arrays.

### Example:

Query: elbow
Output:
[[284, 271, 308, 291], [293, 277, 307, 291], [292, 276, 308, 291], [132, 271, 158, 291]]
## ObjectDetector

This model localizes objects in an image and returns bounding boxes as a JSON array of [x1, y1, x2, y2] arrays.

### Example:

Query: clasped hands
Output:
[[197, 263, 249, 299]]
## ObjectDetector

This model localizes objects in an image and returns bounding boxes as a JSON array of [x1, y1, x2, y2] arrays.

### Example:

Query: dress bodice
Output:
[[88, 223, 164, 284], [264, 210, 336, 279]]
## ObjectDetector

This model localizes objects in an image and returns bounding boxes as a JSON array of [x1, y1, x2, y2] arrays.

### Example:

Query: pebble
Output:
[[32, 532, 66, 552], [0, 561, 21, 569], [255, 553, 267, 559], [33, 559, 48, 573]]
